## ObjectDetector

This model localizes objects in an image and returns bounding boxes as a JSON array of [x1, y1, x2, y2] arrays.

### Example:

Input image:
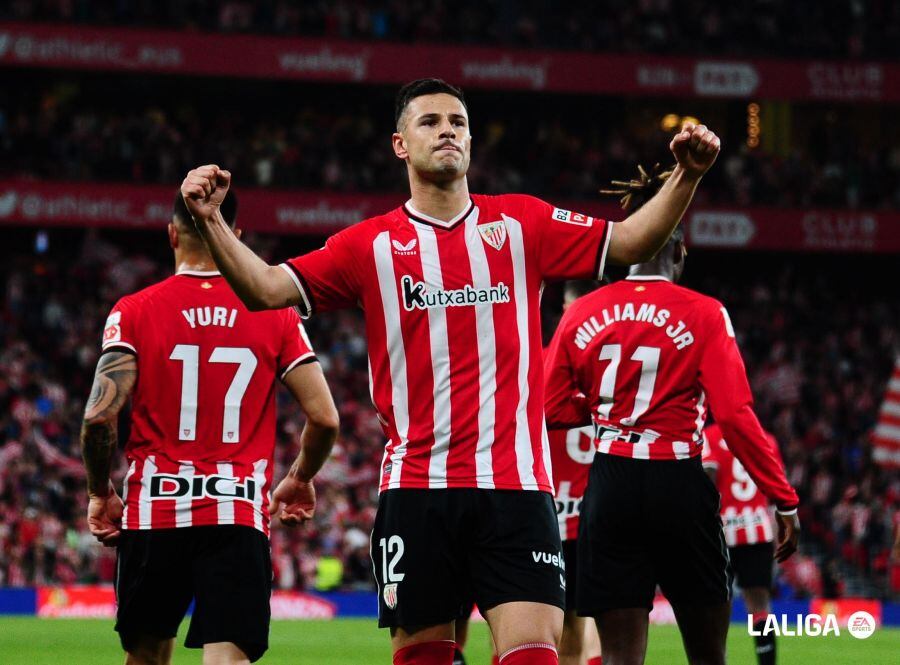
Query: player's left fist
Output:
[[669, 122, 721, 178], [87, 484, 124, 547]]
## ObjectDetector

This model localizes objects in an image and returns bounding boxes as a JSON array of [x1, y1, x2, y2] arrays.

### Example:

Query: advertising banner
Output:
[[1, 23, 897, 102], [36, 586, 116, 618], [2, 180, 898, 253]]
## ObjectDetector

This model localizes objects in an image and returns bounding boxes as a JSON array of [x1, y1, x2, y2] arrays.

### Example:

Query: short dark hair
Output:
[[395, 78, 467, 130], [173, 189, 238, 232], [564, 279, 600, 302]]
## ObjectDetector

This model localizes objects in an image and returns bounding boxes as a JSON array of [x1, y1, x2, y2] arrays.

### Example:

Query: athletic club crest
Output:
[[477, 220, 507, 250], [383, 583, 399, 609]]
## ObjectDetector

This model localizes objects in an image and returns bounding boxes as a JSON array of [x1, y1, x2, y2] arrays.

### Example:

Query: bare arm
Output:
[[282, 361, 340, 481], [607, 123, 720, 265], [181, 165, 299, 310], [269, 361, 340, 526], [81, 351, 137, 497], [81, 350, 136, 545]]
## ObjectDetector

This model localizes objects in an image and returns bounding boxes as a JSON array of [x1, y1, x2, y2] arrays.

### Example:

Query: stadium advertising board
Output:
[[0, 22, 896, 102], [809, 598, 883, 628], [270, 591, 337, 620], [35, 587, 336, 620], [37, 585, 116, 618], [1, 180, 898, 253]]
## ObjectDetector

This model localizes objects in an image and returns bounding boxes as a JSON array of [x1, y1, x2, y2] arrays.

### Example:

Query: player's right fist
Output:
[[180, 164, 231, 224]]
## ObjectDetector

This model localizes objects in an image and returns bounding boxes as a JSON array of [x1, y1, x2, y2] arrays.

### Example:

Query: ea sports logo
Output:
[[847, 611, 876, 639]]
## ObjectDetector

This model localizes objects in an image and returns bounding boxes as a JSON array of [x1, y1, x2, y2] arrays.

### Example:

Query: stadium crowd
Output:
[[0, 231, 898, 598], [3, 0, 899, 59], [3, 84, 900, 210]]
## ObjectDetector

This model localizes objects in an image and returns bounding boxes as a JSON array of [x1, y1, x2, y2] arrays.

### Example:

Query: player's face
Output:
[[393, 93, 471, 182]]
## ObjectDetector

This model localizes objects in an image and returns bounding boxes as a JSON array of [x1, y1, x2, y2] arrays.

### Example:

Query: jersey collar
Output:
[[404, 198, 475, 230], [625, 274, 671, 282], [177, 270, 221, 278]]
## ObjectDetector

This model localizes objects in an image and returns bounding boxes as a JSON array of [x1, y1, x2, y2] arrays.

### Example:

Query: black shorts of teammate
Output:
[[115, 525, 272, 662], [729, 542, 774, 590], [372, 488, 565, 628], [577, 454, 732, 616], [562, 538, 579, 611]]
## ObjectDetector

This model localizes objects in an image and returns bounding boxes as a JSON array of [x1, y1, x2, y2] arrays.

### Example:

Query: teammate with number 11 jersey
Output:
[[544, 164, 799, 665]]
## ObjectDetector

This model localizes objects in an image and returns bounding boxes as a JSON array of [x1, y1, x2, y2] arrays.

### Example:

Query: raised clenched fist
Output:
[[669, 123, 721, 179], [180, 164, 232, 224]]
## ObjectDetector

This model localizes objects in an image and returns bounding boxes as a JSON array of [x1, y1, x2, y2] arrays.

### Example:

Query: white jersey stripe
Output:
[[672, 441, 691, 459], [373, 231, 411, 489], [121, 460, 136, 526], [216, 462, 235, 525], [175, 462, 194, 527], [761, 507, 775, 542], [138, 456, 156, 529], [742, 506, 759, 544], [505, 215, 538, 488], [465, 209, 498, 489], [540, 419, 553, 490], [694, 391, 707, 444], [252, 459, 268, 533], [416, 225, 452, 488], [723, 505, 737, 547]]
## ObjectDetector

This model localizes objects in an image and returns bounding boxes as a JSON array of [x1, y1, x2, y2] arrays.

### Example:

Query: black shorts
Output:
[[729, 542, 774, 590], [372, 488, 565, 628], [577, 454, 732, 616], [115, 525, 272, 662], [562, 538, 578, 611]]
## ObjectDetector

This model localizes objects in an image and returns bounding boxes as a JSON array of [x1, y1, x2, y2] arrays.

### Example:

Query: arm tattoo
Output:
[[81, 351, 137, 496]]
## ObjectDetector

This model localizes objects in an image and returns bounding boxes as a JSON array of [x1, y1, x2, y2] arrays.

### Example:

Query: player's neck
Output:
[[406, 174, 471, 223], [629, 263, 674, 281], [175, 252, 218, 275]]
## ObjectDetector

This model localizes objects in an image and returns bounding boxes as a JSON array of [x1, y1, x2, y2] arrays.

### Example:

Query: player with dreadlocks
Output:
[[544, 163, 801, 665]]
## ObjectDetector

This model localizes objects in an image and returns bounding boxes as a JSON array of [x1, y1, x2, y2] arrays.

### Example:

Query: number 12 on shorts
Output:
[[379, 535, 405, 583]]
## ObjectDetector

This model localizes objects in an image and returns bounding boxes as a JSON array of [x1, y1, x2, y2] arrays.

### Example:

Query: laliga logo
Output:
[[748, 611, 876, 638]]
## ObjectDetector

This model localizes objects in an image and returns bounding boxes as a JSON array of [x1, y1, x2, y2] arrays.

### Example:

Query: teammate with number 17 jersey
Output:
[[104, 267, 313, 534], [82, 191, 339, 664]]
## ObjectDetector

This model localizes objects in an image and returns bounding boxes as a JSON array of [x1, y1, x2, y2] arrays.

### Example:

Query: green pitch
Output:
[[0, 617, 898, 664]]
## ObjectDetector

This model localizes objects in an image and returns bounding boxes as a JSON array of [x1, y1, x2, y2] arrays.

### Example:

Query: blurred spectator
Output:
[[3, 82, 899, 210]]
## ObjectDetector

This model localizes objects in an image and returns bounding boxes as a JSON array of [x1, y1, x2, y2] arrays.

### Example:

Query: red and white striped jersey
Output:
[[544, 276, 799, 510], [702, 424, 777, 547], [281, 194, 612, 492], [101, 271, 316, 535], [550, 425, 595, 541]]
